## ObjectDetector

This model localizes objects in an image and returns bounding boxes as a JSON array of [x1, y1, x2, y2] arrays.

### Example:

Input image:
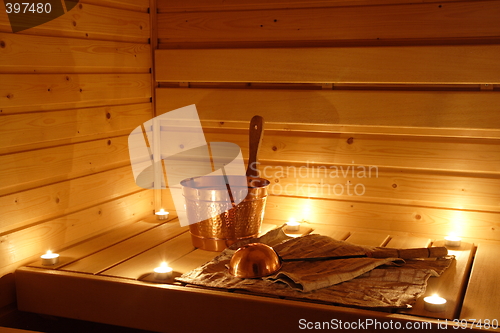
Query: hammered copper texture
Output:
[[182, 176, 270, 250]]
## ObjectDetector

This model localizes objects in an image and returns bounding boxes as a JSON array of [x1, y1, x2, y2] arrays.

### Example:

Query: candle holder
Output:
[[285, 219, 300, 232], [424, 294, 447, 312], [155, 209, 169, 221], [153, 263, 173, 280], [41, 250, 59, 266], [444, 236, 461, 247]]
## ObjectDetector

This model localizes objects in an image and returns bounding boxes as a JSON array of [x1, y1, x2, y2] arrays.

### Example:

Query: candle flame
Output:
[[46, 250, 52, 255]]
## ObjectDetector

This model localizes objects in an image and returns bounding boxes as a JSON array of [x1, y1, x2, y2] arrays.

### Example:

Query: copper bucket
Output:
[[181, 175, 270, 251]]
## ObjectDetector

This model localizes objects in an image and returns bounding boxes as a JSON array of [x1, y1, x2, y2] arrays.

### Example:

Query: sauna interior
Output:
[[1, 0, 500, 332]]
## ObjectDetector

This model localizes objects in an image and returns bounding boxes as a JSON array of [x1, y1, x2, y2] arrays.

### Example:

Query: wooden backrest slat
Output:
[[156, 45, 500, 84]]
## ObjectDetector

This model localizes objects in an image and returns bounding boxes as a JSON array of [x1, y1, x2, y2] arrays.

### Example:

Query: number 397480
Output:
[[5, 3, 52, 14]]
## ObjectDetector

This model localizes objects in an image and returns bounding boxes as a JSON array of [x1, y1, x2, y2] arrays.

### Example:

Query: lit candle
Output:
[[153, 262, 173, 280], [286, 219, 300, 232], [424, 294, 447, 312], [444, 235, 462, 247], [41, 250, 59, 266], [155, 208, 169, 220]]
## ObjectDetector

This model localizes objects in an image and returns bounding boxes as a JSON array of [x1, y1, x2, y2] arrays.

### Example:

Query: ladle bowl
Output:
[[228, 243, 282, 278]]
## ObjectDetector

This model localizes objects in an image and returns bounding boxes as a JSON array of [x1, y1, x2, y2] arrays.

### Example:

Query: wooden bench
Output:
[[16, 217, 497, 332]]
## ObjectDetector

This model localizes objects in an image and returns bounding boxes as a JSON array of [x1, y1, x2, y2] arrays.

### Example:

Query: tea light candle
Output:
[[286, 219, 300, 231], [155, 208, 169, 220], [424, 294, 447, 312], [41, 250, 59, 266], [444, 235, 462, 247], [153, 262, 173, 280]]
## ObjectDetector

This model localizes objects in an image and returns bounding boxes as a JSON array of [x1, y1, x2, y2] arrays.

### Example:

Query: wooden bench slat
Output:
[[310, 225, 350, 241], [100, 232, 195, 279], [386, 235, 431, 249], [344, 232, 390, 247], [460, 242, 500, 321], [60, 221, 187, 274], [400, 240, 475, 320], [27, 219, 160, 270], [169, 249, 220, 275]]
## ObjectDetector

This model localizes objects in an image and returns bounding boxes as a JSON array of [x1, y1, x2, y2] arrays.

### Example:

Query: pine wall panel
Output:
[[0, 0, 154, 308], [155, 0, 500, 243]]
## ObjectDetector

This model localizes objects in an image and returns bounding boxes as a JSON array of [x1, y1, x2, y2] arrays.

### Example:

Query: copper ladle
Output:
[[228, 243, 365, 278], [228, 243, 448, 279]]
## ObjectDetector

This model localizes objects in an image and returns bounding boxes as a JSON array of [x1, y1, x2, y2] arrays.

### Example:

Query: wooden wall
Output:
[[0, 0, 154, 309], [155, 1, 500, 241]]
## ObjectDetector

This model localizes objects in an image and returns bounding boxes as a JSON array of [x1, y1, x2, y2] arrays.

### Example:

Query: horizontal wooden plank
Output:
[[0, 166, 143, 234], [344, 232, 390, 246], [255, 164, 500, 213], [158, 1, 500, 46], [199, 120, 500, 141], [83, 0, 150, 12], [101, 231, 194, 279], [460, 242, 500, 321], [0, 136, 131, 196], [0, 32, 151, 74], [0, 103, 152, 154], [61, 222, 187, 274], [155, 45, 500, 84], [401, 240, 474, 320], [0, 74, 151, 114], [202, 129, 500, 175], [310, 225, 350, 240], [385, 235, 431, 249], [0, 190, 153, 277], [263, 196, 500, 242], [158, 0, 482, 12], [132, 222, 279, 276], [156, 88, 500, 131], [27, 218, 159, 270], [168, 248, 220, 275], [0, 3, 149, 43]]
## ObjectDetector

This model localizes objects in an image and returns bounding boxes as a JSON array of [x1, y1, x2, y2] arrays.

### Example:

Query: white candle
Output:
[[153, 262, 173, 280], [286, 219, 300, 231], [155, 208, 169, 220], [41, 250, 59, 266], [424, 294, 447, 312], [444, 235, 462, 247]]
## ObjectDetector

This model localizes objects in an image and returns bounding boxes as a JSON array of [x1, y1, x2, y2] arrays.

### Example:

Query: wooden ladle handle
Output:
[[246, 115, 264, 178]]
